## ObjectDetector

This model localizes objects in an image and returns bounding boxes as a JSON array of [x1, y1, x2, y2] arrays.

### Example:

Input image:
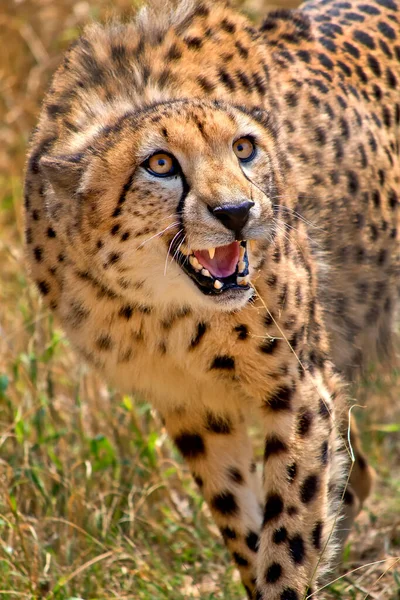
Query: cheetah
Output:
[[24, 0, 399, 597]]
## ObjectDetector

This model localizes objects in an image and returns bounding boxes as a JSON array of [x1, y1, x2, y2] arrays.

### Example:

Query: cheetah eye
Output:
[[144, 152, 179, 177], [233, 137, 256, 163]]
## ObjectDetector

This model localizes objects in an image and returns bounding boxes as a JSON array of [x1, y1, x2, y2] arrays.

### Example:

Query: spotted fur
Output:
[[24, 0, 399, 598]]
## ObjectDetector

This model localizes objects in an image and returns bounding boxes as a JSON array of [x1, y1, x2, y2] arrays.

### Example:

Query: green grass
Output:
[[0, 0, 400, 598]]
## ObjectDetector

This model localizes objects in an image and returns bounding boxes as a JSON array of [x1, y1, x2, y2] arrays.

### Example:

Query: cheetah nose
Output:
[[209, 200, 254, 237]]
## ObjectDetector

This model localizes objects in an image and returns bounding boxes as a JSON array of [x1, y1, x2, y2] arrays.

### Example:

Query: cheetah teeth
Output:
[[237, 275, 249, 286], [214, 279, 223, 289], [201, 268, 211, 277], [208, 247, 216, 259], [238, 260, 246, 272], [189, 256, 202, 271]]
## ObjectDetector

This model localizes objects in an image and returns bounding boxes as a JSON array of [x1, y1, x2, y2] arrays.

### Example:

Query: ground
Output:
[[0, 0, 399, 598]]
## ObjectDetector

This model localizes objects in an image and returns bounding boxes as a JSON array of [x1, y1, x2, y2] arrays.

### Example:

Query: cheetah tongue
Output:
[[194, 242, 240, 278]]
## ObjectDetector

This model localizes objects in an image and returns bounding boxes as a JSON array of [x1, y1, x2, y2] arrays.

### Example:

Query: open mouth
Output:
[[174, 240, 251, 296]]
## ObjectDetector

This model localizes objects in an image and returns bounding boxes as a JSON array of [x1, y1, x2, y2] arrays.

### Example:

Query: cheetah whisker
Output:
[[170, 234, 186, 265], [272, 202, 323, 230], [164, 229, 184, 276], [136, 221, 180, 250]]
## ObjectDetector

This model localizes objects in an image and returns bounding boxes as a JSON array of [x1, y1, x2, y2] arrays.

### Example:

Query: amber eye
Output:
[[145, 152, 178, 177], [233, 137, 256, 162]]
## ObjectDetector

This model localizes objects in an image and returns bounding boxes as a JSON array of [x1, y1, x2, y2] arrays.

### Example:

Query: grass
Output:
[[0, 0, 399, 598]]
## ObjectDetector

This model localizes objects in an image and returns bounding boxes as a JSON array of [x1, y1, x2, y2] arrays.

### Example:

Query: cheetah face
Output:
[[41, 100, 279, 312], [131, 100, 278, 310]]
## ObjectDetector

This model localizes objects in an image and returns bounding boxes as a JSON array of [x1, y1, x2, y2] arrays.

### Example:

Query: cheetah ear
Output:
[[39, 154, 86, 197]]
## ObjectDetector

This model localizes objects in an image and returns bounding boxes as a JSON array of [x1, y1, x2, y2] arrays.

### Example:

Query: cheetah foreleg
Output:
[[255, 376, 342, 600], [163, 406, 262, 598]]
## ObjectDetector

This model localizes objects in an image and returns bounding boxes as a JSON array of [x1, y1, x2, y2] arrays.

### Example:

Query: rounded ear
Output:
[[39, 154, 85, 197]]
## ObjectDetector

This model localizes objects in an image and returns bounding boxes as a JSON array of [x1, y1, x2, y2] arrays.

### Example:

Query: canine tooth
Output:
[[214, 279, 223, 289], [238, 261, 246, 272], [189, 256, 201, 270], [237, 275, 249, 286], [239, 246, 246, 260], [208, 248, 216, 259], [201, 269, 211, 277]]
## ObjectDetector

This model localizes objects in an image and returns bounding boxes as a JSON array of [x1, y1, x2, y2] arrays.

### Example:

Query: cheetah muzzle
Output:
[[174, 239, 250, 295]]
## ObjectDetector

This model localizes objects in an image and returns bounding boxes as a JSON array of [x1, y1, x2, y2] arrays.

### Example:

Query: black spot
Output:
[[47, 227, 56, 238], [386, 68, 397, 88], [355, 64, 368, 83], [273, 526, 287, 544], [315, 126, 327, 145], [266, 386, 292, 411], [378, 20, 396, 40], [250, 461, 257, 473], [297, 409, 313, 436], [34, 246, 43, 262], [375, 0, 397, 11], [228, 467, 244, 485], [318, 52, 334, 69], [111, 224, 120, 236], [263, 493, 284, 526], [246, 531, 259, 552], [289, 534, 305, 564], [266, 562, 282, 583], [347, 170, 359, 194], [285, 91, 299, 107], [212, 491, 239, 516], [343, 41, 360, 58], [297, 49, 311, 63], [319, 36, 336, 52], [312, 521, 323, 549], [321, 441, 329, 466], [358, 4, 381, 15], [166, 43, 182, 61], [196, 76, 215, 93], [353, 29, 376, 49], [344, 489, 355, 505], [287, 462, 297, 482], [193, 474, 203, 488], [280, 589, 299, 600], [287, 506, 298, 516], [259, 338, 279, 354], [368, 54, 381, 77], [300, 475, 320, 504], [234, 324, 249, 340], [346, 11, 365, 21], [210, 355, 235, 370], [319, 398, 330, 419], [388, 189, 398, 210], [205, 412, 232, 434], [108, 252, 120, 265], [190, 322, 207, 349], [37, 280, 50, 296], [264, 436, 288, 460], [218, 68, 236, 91], [221, 526, 237, 540], [221, 18, 236, 33], [184, 36, 203, 49], [118, 305, 133, 320], [233, 552, 249, 567], [175, 433, 205, 459], [96, 334, 113, 351]]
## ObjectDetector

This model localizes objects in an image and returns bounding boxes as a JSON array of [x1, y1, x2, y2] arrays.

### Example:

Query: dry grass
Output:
[[0, 0, 399, 598]]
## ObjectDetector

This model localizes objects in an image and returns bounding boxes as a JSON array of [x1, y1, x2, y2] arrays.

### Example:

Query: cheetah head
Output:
[[40, 99, 281, 312]]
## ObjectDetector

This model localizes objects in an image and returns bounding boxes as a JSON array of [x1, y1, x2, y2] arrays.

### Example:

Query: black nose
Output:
[[209, 201, 254, 235]]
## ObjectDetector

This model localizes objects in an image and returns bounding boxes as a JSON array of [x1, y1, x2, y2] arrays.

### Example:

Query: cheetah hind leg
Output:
[[163, 406, 263, 599]]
